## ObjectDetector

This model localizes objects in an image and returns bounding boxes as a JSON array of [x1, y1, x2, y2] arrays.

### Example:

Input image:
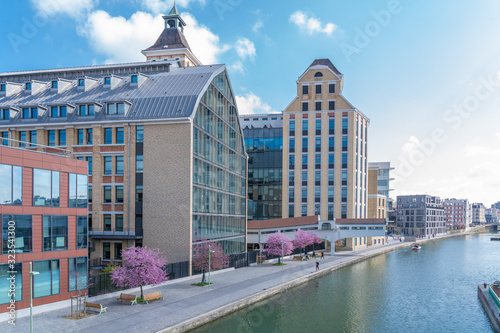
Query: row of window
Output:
[[289, 136, 345, 153], [288, 203, 337, 219], [288, 153, 348, 170], [0, 257, 87, 304], [289, 117, 347, 137], [301, 101, 335, 112], [302, 82, 335, 95], [7, 102, 126, 120]]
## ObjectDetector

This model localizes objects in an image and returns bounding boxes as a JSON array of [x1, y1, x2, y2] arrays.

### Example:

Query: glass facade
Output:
[[192, 71, 246, 254], [0, 263, 22, 304], [33, 260, 59, 298], [33, 169, 59, 207], [68, 257, 87, 291], [2, 214, 32, 254], [43, 215, 68, 251], [69, 173, 88, 208], [0, 164, 22, 205], [244, 125, 282, 220]]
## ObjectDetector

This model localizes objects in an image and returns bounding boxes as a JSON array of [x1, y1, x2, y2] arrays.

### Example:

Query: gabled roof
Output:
[[309, 59, 342, 76], [248, 215, 319, 229], [143, 28, 192, 52]]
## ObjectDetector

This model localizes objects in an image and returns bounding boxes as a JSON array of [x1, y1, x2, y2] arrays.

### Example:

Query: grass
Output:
[[191, 282, 214, 287], [273, 263, 286, 266]]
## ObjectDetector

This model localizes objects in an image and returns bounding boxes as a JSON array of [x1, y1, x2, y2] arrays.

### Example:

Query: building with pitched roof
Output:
[[0, 6, 247, 272]]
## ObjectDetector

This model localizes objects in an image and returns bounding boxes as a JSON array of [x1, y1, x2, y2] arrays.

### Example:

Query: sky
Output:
[[1, 0, 500, 206]]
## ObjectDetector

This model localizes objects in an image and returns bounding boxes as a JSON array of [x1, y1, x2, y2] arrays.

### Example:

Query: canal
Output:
[[191, 232, 499, 333]]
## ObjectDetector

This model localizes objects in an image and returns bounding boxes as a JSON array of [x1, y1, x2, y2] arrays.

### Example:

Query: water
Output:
[[191, 233, 499, 333]]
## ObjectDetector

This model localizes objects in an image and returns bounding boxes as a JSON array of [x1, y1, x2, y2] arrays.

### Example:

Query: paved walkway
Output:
[[0, 233, 469, 333]]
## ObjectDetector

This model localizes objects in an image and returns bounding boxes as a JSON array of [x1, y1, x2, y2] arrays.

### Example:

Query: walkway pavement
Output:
[[0, 232, 470, 333]]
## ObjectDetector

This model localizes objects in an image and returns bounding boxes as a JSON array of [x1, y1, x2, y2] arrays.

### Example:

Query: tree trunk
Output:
[[140, 285, 144, 300], [278, 256, 281, 264], [201, 269, 206, 283]]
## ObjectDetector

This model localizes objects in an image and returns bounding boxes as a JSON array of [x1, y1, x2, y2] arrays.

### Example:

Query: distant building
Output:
[[491, 201, 500, 210], [472, 203, 486, 225], [282, 59, 369, 220], [443, 198, 471, 230], [367, 163, 393, 219], [396, 195, 445, 236], [241, 114, 283, 220], [368, 162, 394, 214], [485, 208, 500, 224], [387, 198, 397, 234]]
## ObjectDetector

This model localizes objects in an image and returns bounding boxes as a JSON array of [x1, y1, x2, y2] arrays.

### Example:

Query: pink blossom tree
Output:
[[292, 229, 322, 255], [192, 240, 230, 283], [264, 233, 293, 264], [111, 246, 168, 299]]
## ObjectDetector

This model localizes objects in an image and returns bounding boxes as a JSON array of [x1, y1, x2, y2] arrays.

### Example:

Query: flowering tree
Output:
[[293, 229, 322, 255], [111, 246, 168, 299], [264, 233, 293, 263], [192, 240, 230, 283]]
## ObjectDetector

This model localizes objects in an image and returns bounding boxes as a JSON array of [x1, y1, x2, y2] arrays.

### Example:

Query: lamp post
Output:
[[29, 262, 39, 333], [325, 236, 328, 256], [280, 240, 285, 270], [207, 244, 215, 290]]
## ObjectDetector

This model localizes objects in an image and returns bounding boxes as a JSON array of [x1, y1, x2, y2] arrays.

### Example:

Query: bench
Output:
[[116, 293, 138, 305], [293, 256, 304, 261], [85, 301, 107, 314], [143, 291, 164, 304]]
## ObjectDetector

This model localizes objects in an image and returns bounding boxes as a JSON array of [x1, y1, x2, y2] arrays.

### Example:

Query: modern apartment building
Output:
[[472, 203, 486, 225], [0, 6, 247, 271], [282, 59, 369, 220], [241, 114, 283, 220], [367, 164, 388, 219], [485, 208, 500, 224], [368, 162, 394, 214], [443, 198, 471, 230], [0, 145, 88, 314], [396, 195, 445, 236]]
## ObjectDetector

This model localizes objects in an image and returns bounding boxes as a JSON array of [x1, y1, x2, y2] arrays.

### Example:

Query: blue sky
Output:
[[2, 0, 500, 206]]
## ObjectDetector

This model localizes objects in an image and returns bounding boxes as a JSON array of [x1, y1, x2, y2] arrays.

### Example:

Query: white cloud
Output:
[[401, 136, 421, 154], [139, 0, 206, 14], [30, 0, 96, 19], [229, 61, 244, 74], [253, 20, 264, 33], [236, 93, 276, 115], [289, 11, 338, 36], [235, 38, 256, 61]]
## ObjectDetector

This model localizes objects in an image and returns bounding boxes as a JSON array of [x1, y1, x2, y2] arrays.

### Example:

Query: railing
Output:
[[489, 284, 500, 309]]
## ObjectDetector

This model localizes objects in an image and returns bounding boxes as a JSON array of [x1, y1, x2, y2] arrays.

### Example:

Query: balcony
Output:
[[89, 227, 142, 239]]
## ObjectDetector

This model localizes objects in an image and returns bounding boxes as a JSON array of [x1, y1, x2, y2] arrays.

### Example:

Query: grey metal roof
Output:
[[0, 63, 226, 125]]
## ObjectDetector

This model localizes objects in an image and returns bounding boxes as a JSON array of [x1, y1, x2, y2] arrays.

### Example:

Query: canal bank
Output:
[[0, 230, 487, 333], [478, 284, 500, 332]]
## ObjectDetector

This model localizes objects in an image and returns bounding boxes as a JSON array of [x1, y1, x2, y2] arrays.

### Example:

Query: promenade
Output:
[[0, 233, 467, 333]]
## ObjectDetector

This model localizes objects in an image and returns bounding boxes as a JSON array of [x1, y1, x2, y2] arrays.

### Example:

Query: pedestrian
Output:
[[316, 261, 320, 271], [312, 251, 316, 258], [321, 252, 325, 259]]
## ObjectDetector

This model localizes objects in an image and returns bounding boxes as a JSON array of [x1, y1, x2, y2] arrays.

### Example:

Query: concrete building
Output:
[[282, 59, 369, 220], [0, 145, 88, 314], [443, 198, 471, 230], [368, 162, 394, 214], [0, 6, 247, 271], [367, 166, 387, 219], [396, 195, 445, 236], [387, 198, 397, 234], [485, 208, 500, 224], [241, 114, 283, 220], [472, 203, 486, 225]]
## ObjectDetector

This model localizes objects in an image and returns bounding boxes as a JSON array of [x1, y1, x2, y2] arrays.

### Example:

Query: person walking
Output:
[[316, 261, 320, 272], [321, 252, 325, 259]]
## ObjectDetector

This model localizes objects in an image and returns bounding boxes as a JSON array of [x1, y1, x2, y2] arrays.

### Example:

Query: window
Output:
[[315, 154, 321, 169], [329, 83, 335, 94], [302, 154, 308, 169], [78, 79, 84, 87], [25, 82, 31, 90], [315, 119, 321, 135], [328, 205, 334, 220], [314, 72, 323, 78], [315, 171, 321, 186], [302, 171, 308, 186], [342, 170, 348, 186], [116, 156, 124, 174], [69, 257, 87, 291], [289, 204, 294, 218], [88, 185, 92, 203], [289, 120, 295, 136], [104, 77, 111, 85], [48, 130, 55, 146], [341, 187, 348, 203], [302, 119, 308, 135], [104, 128, 112, 144], [30, 131, 37, 147], [328, 137, 335, 152], [342, 153, 348, 168], [0, 109, 9, 120], [289, 188, 295, 202], [19, 131, 26, 147], [289, 138, 295, 152], [77, 129, 84, 145], [289, 171, 295, 186], [68, 173, 87, 208], [302, 137, 308, 152], [0, 264, 22, 304], [116, 186, 124, 203], [115, 242, 123, 260], [329, 118, 335, 135], [342, 136, 348, 152], [301, 188, 307, 203], [0, 84, 5, 92], [329, 101, 335, 110], [289, 155, 295, 169], [315, 137, 321, 152], [1, 132, 8, 146], [107, 102, 124, 115], [22, 107, 37, 119], [51, 81, 58, 88], [51, 106, 67, 118], [302, 85, 308, 95], [315, 187, 321, 202], [316, 85, 321, 94], [33, 169, 59, 207], [2, 214, 32, 254], [136, 155, 143, 173], [116, 127, 124, 144], [33, 260, 59, 298], [131, 75, 138, 83], [315, 101, 321, 111], [103, 242, 111, 260], [342, 118, 348, 134], [104, 186, 112, 203], [302, 102, 308, 112], [328, 188, 334, 203], [79, 104, 95, 116], [328, 154, 334, 169], [135, 185, 143, 203], [43, 215, 68, 251], [58, 130, 66, 146], [136, 125, 143, 143], [315, 204, 320, 215], [103, 215, 112, 231], [328, 170, 334, 186], [86, 128, 93, 144], [76, 216, 87, 249], [301, 204, 307, 216], [116, 215, 124, 232]]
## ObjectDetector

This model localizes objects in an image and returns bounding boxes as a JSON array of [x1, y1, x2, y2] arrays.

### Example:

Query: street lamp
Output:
[[280, 240, 285, 270], [29, 262, 39, 333], [207, 245, 215, 290], [325, 236, 328, 256]]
